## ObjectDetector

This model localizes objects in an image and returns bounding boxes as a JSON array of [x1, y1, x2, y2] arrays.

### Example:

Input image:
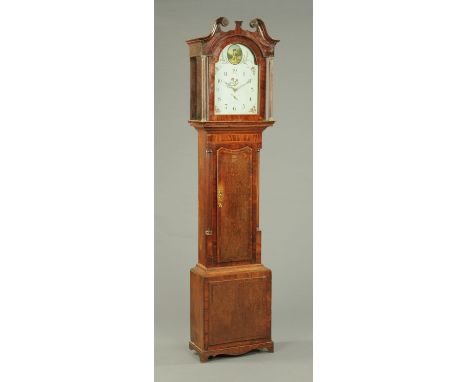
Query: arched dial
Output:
[[214, 44, 259, 115]]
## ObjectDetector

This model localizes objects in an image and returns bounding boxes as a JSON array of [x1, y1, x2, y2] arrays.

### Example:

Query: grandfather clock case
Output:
[[187, 17, 279, 362]]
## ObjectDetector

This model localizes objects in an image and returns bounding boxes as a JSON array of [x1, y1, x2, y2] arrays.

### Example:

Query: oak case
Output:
[[187, 17, 279, 362]]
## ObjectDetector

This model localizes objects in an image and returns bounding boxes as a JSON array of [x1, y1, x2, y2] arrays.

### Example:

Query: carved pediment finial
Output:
[[249, 18, 280, 45], [210, 17, 229, 36], [234, 20, 243, 33], [217, 16, 229, 28], [249, 18, 259, 28]]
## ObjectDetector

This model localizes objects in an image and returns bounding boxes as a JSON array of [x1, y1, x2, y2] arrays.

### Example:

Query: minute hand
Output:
[[233, 79, 252, 92]]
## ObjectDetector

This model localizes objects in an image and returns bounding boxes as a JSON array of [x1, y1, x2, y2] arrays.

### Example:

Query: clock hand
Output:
[[224, 81, 235, 89], [233, 78, 252, 92], [225, 78, 240, 91]]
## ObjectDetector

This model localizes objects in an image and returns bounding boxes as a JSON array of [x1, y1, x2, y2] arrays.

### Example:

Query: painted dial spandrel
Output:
[[215, 44, 259, 115]]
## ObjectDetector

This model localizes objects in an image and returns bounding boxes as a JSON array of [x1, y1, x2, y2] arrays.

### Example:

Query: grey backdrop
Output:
[[155, 0, 312, 380]]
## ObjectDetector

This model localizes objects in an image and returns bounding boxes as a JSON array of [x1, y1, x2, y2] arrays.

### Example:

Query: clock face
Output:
[[214, 44, 259, 115]]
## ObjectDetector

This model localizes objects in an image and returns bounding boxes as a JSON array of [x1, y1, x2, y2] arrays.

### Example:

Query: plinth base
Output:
[[189, 340, 274, 363], [190, 264, 273, 363]]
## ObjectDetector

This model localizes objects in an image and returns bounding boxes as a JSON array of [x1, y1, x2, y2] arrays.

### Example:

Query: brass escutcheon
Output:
[[217, 187, 223, 208]]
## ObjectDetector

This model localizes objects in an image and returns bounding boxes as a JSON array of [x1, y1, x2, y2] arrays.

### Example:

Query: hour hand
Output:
[[225, 81, 234, 89], [225, 78, 239, 90], [233, 78, 252, 92]]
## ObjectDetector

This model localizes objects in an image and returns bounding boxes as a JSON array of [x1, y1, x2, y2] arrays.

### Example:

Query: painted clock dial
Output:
[[214, 43, 259, 115]]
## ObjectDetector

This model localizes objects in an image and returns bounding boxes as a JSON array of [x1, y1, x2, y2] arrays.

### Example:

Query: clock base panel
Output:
[[190, 263, 273, 362]]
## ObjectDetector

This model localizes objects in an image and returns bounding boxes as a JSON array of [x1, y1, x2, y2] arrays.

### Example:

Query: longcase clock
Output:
[[187, 17, 279, 362]]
